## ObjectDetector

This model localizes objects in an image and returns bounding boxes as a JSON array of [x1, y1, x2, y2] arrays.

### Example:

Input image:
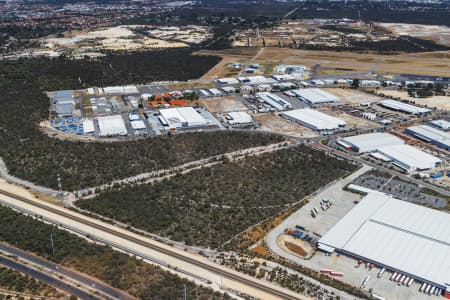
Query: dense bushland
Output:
[[77, 146, 357, 248]]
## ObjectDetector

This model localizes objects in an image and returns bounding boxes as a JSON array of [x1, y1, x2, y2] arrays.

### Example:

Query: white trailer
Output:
[[407, 278, 414, 287], [398, 275, 405, 285], [377, 268, 386, 278], [402, 276, 408, 285], [419, 283, 426, 292], [430, 287, 435, 295], [425, 285, 431, 294], [394, 273, 401, 282], [391, 272, 397, 281]]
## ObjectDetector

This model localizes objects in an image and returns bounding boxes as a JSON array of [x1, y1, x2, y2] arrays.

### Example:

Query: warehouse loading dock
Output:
[[318, 192, 450, 294]]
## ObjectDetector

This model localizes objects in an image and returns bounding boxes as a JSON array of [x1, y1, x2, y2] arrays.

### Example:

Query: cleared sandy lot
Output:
[[254, 113, 318, 138], [198, 96, 247, 113], [377, 23, 450, 47], [326, 88, 384, 105], [376, 90, 450, 110], [199, 48, 450, 77]]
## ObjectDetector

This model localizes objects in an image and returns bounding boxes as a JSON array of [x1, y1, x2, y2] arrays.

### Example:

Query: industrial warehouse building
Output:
[[291, 88, 340, 105], [378, 100, 431, 115], [405, 125, 450, 151], [53, 90, 75, 117], [159, 107, 207, 129], [226, 111, 253, 127], [255, 92, 292, 111], [98, 115, 127, 136], [429, 119, 450, 130], [376, 144, 441, 172], [341, 132, 405, 153], [283, 108, 345, 134], [318, 192, 450, 293]]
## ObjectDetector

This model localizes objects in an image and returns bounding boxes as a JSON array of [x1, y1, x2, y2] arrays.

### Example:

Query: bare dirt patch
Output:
[[325, 88, 384, 105], [376, 90, 450, 110], [377, 23, 450, 47], [198, 96, 247, 113], [254, 113, 318, 138], [277, 234, 314, 259]]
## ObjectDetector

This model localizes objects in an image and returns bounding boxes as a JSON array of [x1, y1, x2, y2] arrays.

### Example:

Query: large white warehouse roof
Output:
[[319, 192, 450, 290], [291, 88, 340, 104], [283, 108, 345, 132], [377, 144, 441, 171], [379, 99, 431, 115], [159, 107, 207, 129], [429, 119, 450, 130], [342, 132, 404, 153], [98, 115, 127, 136], [405, 125, 450, 151], [227, 111, 253, 125], [256, 92, 292, 111]]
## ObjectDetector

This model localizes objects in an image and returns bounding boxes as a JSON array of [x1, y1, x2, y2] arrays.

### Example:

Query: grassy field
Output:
[[198, 47, 450, 77], [76, 145, 357, 248]]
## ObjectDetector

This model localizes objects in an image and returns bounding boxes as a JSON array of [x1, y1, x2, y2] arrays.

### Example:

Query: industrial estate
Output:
[[0, 0, 450, 300]]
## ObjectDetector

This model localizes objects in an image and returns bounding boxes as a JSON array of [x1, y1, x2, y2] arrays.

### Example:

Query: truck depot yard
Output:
[[266, 165, 449, 300]]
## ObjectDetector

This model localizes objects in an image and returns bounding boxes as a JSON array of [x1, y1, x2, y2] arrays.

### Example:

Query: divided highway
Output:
[[0, 188, 306, 300], [0, 254, 101, 300], [0, 243, 133, 300]]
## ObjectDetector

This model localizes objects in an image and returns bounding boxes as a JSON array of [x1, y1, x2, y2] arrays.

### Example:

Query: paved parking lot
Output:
[[266, 164, 443, 300]]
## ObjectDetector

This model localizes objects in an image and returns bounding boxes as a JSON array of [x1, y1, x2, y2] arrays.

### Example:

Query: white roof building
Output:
[[429, 119, 450, 130], [159, 107, 207, 129], [342, 132, 404, 153], [209, 88, 223, 97], [405, 125, 450, 151], [227, 112, 253, 125], [256, 92, 292, 111], [377, 144, 441, 172], [103, 85, 139, 95], [82, 119, 95, 134], [238, 76, 277, 85], [318, 192, 450, 291], [130, 120, 146, 130], [274, 64, 307, 75], [216, 77, 239, 85], [292, 88, 340, 105], [97, 115, 127, 136], [379, 100, 431, 115], [283, 108, 345, 133]]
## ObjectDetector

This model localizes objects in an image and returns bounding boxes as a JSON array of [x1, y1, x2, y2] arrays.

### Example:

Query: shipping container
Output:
[[330, 271, 344, 277], [320, 269, 333, 274], [390, 272, 397, 281], [419, 283, 425, 293], [295, 225, 306, 231]]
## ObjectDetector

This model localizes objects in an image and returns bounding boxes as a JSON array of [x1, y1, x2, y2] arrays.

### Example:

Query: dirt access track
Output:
[[196, 48, 450, 77]]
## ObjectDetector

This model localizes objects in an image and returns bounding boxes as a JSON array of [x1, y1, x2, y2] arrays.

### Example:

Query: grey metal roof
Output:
[[319, 192, 450, 288]]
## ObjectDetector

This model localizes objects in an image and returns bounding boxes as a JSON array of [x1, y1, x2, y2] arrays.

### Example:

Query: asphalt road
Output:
[[0, 254, 100, 300], [0, 243, 134, 300]]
